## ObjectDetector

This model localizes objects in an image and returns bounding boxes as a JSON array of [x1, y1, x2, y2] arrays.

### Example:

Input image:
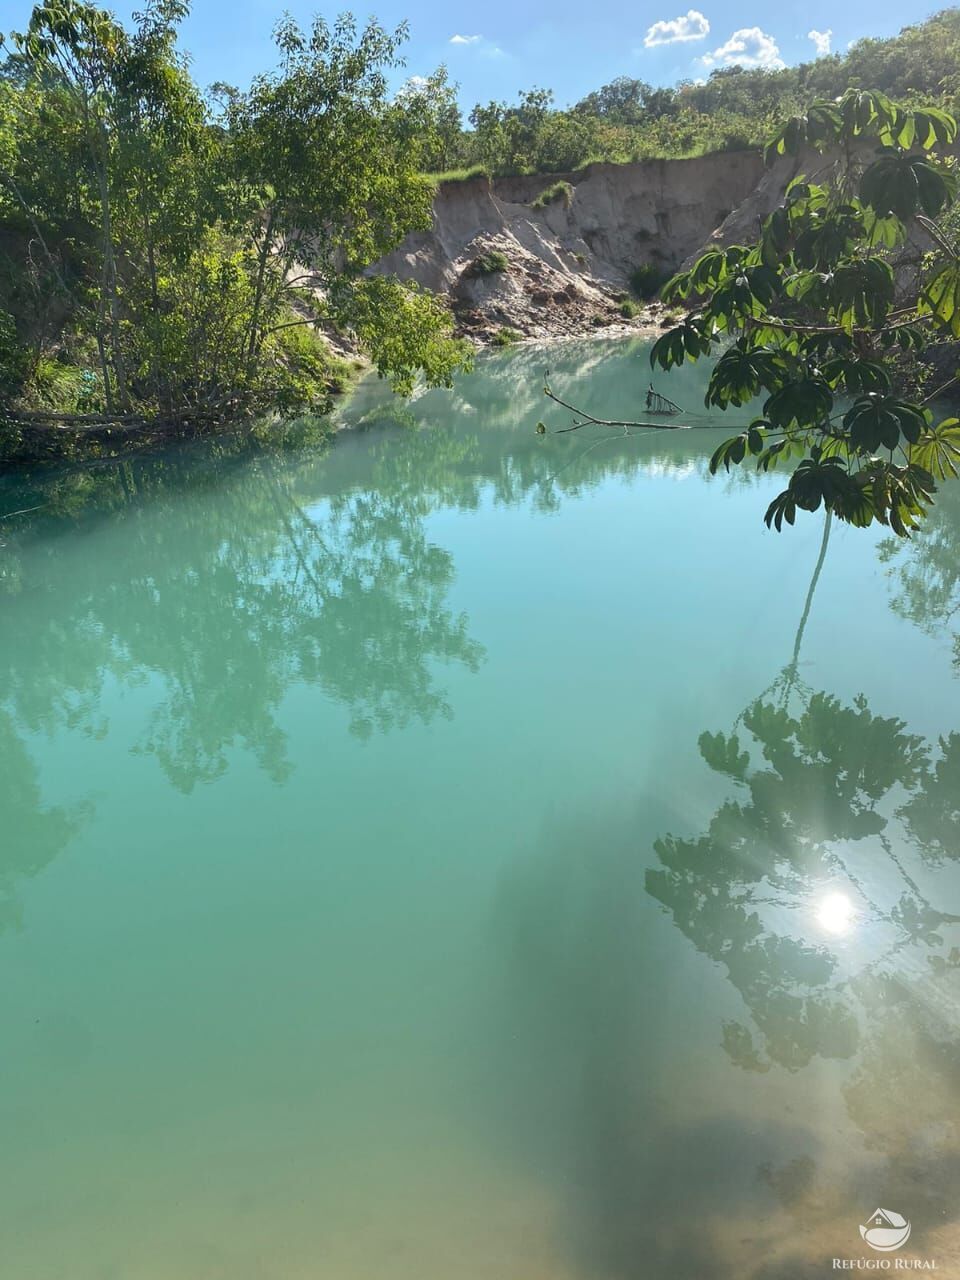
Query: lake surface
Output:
[[1, 337, 959, 1279]]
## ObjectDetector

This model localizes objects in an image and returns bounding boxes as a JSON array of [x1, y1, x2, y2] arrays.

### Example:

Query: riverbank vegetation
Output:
[[0, 1, 471, 455], [648, 90, 960, 536], [426, 9, 960, 177]]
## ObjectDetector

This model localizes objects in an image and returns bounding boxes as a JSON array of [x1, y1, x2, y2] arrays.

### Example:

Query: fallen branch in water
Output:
[[8, 410, 152, 425], [0, 503, 46, 520], [2, 389, 256, 432], [5, 407, 236, 430], [541, 382, 688, 432], [0, 403, 259, 466], [645, 384, 684, 414]]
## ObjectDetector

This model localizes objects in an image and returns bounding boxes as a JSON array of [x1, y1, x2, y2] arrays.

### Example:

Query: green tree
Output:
[[396, 66, 464, 172], [0, 2, 469, 432], [468, 88, 556, 174], [649, 515, 960, 1079], [8, 0, 154, 409], [574, 77, 657, 126], [222, 12, 465, 389], [652, 89, 960, 535]]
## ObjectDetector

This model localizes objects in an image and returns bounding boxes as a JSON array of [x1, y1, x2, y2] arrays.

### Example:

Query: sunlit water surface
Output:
[[1, 338, 959, 1279]]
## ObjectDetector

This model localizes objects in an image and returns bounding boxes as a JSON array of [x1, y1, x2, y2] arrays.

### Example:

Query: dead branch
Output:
[[542, 384, 690, 432]]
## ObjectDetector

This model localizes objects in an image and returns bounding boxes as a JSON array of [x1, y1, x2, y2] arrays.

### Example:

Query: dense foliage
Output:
[[0, 1, 470, 432], [427, 9, 960, 177], [651, 89, 960, 536]]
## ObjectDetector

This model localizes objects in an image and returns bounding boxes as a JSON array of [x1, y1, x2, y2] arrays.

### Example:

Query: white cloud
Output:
[[644, 9, 710, 47], [702, 27, 784, 69], [395, 74, 429, 100], [808, 28, 832, 56], [449, 32, 505, 57]]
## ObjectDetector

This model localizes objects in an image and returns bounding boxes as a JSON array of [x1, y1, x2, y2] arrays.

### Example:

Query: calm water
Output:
[[1, 338, 959, 1279]]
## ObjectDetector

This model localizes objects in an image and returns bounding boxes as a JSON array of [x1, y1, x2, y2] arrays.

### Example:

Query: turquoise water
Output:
[[1, 337, 959, 1277]]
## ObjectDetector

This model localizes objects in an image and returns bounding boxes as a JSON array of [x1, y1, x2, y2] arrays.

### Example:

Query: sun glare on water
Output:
[[816, 891, 856, 936]]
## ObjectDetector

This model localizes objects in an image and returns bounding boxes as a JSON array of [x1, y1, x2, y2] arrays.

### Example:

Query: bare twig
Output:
[[645, 383, 684, 414], [922, 374, 960, 405], [915, 214, 959, 261], [543, 384, 689, 432], [0, 504, 46, 521]]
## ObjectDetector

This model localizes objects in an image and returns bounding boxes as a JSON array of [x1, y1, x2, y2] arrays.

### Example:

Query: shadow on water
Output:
[[491, 800, 822, 1279], [491, 507, 960, 1279]]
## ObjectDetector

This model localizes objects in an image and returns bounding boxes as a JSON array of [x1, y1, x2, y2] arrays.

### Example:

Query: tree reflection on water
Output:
[[0, 341, 731, 931], [645, 511, 960, 1273], [491, 507, 960, 1279]]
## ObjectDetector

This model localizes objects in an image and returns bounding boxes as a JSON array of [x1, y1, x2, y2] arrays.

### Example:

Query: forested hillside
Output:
[[429, 8, 960, 175]]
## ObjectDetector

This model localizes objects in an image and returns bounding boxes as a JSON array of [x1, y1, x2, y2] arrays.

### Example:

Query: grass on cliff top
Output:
[[423, 164, 490, 188], [421, 140, 760, 189]]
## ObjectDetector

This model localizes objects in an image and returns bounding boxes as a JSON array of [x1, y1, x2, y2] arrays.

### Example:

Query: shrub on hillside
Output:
[[630, 263, 670, 300], [467, 251, 511, 277], [491, 327, 522, 346], [531, 181, 574, 210]]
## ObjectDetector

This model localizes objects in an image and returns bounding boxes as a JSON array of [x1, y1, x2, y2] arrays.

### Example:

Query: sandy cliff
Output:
[[370, 151, 765, 341]]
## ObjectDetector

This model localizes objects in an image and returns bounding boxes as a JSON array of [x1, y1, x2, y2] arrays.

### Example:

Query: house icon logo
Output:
[[860, 1208, 912, 1252]]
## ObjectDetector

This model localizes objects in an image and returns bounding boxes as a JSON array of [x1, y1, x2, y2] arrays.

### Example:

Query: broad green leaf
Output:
[[861, 205, 904, 250], [793, 206, 866, 271], [764, 378, 833, 428], [788, 455, 851, 513], [919, 262, 960, 337], [705, 347, 788, 407], [860, 155, 955, 221], [820, 358, 891, 393], [764, 489, 798, 531], [650, 320, 713, 370], [827, 258, 894, 329], [911, 106, 958, 149], [911, 417, 960, 479], [844, 395, 928, 453], [833, 472, 876, 527], [709, 432, 748, 473]]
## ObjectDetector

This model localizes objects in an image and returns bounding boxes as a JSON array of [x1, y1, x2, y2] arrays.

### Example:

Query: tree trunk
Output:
[[246, 208, 277, 375], [93, 147, 131, 412]]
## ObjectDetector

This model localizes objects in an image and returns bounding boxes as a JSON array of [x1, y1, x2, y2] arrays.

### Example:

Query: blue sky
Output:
[[0, 0, 929, 108]]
